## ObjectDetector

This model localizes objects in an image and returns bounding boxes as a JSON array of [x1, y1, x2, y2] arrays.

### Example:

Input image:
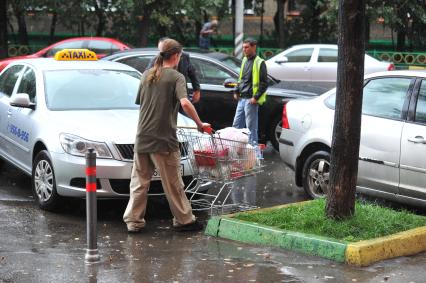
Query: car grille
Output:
[[115, 142, 188, 161]]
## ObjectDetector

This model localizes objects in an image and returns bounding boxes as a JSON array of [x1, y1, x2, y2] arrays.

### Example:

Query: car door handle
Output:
[[7, 109, 12, 116], [408, 136, 426, 144], [303, 66, 311, 71]]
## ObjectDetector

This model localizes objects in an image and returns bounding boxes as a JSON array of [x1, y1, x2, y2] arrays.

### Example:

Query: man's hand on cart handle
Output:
[[177, 124, 212, 134], [199, 123, 212, 134]]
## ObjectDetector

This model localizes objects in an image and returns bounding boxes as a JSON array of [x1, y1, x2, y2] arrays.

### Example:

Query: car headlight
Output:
[[59, 133, 112, 159]]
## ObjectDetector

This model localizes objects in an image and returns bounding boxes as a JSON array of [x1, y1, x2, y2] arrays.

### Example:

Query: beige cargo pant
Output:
[[123, 151, 195, 230]]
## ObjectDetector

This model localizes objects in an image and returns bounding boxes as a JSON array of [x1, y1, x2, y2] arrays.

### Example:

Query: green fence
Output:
[[366, 50, 426, 68], [6, 42, 426, 69]]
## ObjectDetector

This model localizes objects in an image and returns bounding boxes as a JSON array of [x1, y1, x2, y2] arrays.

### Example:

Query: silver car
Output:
[[0, 58, 197, 210], [279, 70, 426, 208], [267, 44, 394, 82]]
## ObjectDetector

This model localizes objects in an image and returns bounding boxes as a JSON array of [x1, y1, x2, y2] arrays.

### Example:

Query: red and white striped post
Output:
[[85, 148, 100, 264]]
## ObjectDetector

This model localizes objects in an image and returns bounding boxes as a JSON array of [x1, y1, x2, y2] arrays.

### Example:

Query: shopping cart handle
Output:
[[177, 125, 214, 134], [202, 125, 213, 135]]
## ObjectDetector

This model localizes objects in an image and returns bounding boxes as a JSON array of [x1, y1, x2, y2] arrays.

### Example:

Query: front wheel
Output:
[[302, 151, 330, 199], [269, 115, 282, 151], [32, 150, 62, 211]]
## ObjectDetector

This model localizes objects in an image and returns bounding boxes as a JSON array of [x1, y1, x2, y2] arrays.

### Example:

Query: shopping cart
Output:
[[177, 126, 265, 215]]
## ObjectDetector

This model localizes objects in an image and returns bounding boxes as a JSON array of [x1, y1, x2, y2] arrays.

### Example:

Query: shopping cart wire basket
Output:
[[177, 126, 265, 214]]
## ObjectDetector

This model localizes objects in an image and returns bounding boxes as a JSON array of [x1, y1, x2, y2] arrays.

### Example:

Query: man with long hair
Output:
[[124, 39, 210, 233]]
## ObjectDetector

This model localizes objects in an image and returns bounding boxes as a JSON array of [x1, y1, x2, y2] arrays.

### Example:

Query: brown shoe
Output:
[[127, 225, 144, 233], [172, 220, 204, 232]]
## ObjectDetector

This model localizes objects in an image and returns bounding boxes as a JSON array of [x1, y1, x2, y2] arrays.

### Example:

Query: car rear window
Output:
[[44, 69, 140, 110]]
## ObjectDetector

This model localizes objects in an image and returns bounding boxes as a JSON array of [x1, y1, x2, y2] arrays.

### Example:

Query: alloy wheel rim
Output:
[[275, 121, 282, 145], [34, 160, 53, 202], [308, 158, 330, 197]]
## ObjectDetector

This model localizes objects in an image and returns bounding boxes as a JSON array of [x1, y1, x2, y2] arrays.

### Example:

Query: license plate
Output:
[[152, 164, 184, 179]]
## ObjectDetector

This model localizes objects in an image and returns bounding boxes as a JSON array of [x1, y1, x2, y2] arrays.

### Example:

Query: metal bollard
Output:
[[85, 148, 100, 264]]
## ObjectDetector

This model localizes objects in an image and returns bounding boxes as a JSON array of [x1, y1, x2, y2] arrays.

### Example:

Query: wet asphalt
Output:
[[1, 145, 426, 283]]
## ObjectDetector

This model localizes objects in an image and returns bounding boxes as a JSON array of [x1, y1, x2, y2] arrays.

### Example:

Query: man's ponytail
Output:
[[146, 39, 182, 84]]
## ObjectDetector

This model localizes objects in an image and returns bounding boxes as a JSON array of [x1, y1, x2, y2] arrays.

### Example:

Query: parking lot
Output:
[[1, 146, 426, 283]]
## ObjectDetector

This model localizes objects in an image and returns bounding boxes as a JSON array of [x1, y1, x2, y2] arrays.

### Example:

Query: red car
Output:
[[0, 37, 131, 71]]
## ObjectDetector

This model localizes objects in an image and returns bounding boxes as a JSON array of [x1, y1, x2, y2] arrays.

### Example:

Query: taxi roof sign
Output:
[[54, 49, 97, 61]]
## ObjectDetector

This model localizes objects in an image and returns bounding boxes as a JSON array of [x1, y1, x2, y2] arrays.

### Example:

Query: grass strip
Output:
[[233, 198, 426, 242]]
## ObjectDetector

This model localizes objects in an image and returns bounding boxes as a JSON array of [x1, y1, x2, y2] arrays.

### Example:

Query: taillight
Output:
[[387, 63, 395, 71], [282, 102, 290, 129]]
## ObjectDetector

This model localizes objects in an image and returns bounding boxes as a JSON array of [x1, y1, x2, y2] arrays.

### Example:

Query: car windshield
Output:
[[219, 56, 242, 73], [44, 69, 140, 110]]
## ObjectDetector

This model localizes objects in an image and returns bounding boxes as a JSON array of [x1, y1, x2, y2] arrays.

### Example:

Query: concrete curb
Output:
[[346, 226, 426, 266], [205, 202, 426, 266]]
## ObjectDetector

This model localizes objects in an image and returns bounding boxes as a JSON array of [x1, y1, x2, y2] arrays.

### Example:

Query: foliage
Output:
[[324, 0, 426, 50], [143, 0, 229, 46], [234, 198, 426, 242], [6, 1, 425, 49], [6, 0, 229, 47]]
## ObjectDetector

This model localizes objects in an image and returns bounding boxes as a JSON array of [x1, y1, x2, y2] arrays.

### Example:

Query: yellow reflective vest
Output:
[[239, 56, 267, 105]]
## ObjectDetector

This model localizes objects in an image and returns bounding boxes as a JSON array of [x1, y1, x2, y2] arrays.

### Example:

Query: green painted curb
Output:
[[205, 216, 221, 237], [205, 201, 426, 266], [206, 216, 347, 262]]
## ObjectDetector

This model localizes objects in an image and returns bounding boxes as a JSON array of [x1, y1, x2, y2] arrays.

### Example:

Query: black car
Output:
[[102, 49, 317, 150]]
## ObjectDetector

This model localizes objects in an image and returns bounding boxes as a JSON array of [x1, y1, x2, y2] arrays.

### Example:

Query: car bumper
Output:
[[51, 152, 202, 198], [278, 129, 299, 170]]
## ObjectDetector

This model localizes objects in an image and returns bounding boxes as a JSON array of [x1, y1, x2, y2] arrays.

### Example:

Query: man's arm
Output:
[[176, 73, 209, 131], [135, 72, 147, 105], [186, 56, 200, 91], [185, 55, 201, 103], [180, 98, 209, 132]]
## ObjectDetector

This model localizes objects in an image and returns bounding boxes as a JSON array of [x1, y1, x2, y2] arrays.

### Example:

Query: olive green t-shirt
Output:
[[134, 68, 187, 153]]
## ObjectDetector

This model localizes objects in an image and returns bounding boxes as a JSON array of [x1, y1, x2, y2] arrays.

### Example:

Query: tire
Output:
[[269, 115, 282, 151], [32, 150, 62, 211], [302, 151, 330, 199]]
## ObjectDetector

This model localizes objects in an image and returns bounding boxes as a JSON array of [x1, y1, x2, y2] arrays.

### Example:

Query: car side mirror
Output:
[[10, 93, 35, 110], [223, 78, 238, 89], [275, 56, 288, 64]]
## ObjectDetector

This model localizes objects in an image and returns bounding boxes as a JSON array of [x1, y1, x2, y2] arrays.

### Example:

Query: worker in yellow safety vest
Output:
[[232, 38, 268, 145]]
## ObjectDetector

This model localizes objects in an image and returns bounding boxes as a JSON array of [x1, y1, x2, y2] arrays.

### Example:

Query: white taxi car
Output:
[[279, 70, 426, 208], [0, 49, 197, 210]]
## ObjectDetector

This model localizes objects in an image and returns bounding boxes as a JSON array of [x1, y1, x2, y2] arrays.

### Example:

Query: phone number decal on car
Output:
[[7, 123, 29, 142]]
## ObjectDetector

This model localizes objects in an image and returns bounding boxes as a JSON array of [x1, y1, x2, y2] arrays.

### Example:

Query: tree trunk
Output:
[[259, 0, 264, 47], [93, 1, 106, 36], [396, 30, 406, 51], [138, 9, 151, 47], [79, 21, 85, 36], [232, 0, 235, 44], [14, 6, 28, 45], [49, 12, 57, 44], [326, 0, 365, 219], [274, 0, 286, 48], [310, 4, 320, 42], [396, 7, 407, 51], [0, 0, 7, 59], [365, 16, 370, 47]]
